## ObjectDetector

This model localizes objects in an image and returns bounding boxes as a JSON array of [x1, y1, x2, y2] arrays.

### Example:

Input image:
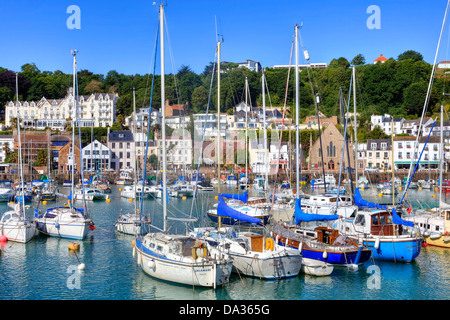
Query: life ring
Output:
[[192, 243, 208, 260], [266, 237, 274, 251]]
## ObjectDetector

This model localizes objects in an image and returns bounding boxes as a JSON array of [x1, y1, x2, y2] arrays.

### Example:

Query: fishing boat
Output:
[[35, 50, 95, 241], [191, 226, 302, 280], [270, 26, 371, 272], [271, 199, 372, 269], [226, 175, 237, 185], [357, 176, 370, 189], [14, 184, 33, 203], [40, 182, 57, 201], [0, 72, 37, 243], [335, 188, 423, 262], [134, 4, 233, 288]]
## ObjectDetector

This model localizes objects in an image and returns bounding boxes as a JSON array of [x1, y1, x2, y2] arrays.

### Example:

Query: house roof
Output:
[[108, 130, 133, 142], [374, 54, 388, 62]]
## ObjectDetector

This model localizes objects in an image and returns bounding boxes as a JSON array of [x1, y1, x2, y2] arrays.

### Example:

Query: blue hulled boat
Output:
[[270, 198, 372, 269], [334, 188, 423, 262]]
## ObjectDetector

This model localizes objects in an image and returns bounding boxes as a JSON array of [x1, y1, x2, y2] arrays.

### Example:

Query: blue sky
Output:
[[0, 1, 449, 76]]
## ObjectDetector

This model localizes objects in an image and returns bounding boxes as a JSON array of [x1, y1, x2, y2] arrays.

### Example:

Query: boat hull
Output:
[[360, 237, 422, 262], [135, 238, 233, 288], [229, 251, 302, 279], [423, 234, 450, 248], [0, 223, 37, 243]]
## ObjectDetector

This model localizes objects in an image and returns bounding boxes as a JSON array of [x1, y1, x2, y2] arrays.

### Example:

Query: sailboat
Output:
[[0, 72, 38, 243], [269, 24, 372, 274], [134, 4, 233, 288], [39, 130, 57, 201], [116, 87, 151, 235], [34, 50, 95, 241]]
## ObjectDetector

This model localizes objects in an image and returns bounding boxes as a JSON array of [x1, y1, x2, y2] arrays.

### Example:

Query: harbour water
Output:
[[1, 184, 450, 302]]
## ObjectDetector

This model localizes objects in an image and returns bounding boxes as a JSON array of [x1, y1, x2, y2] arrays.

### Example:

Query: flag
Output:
[[407, 205, 412, 214]]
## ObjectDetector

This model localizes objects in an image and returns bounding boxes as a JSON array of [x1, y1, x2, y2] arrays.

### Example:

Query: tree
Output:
[[351, 54, 366, 66], [84, 79, 104, 94], [329, 57, 350, 69], [35, 149, 48, 166], [148, 154, 158, 169], [398, 50, 423, 62]]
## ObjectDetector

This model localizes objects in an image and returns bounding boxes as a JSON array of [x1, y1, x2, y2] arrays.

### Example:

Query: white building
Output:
[[192, 113, 227, 138], [269, 142, 289, 174], [393, 136, 442, 170], [157, 131, 192, 170], [108, 130, 135, 171], [5, 88, 118, 130], [82, 139, 112, 171], [370, 114, 404, 136]]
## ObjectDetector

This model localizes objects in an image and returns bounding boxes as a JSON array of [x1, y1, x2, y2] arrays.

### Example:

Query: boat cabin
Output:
[[303, 194, 353, 206], [353, 210, 396, 236]]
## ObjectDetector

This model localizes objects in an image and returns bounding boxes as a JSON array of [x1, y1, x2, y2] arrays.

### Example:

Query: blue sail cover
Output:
[[294, 198, 339, 224], [217, 195, 261, 224], [221, 191, 248, 203], [354, 188, 387, 210], [392, 208, 414, 227]]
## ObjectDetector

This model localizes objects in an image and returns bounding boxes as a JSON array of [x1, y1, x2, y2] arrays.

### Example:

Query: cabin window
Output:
[[436, 225, 440, 232], [372, 215, 379, 225], [156, 245, 163, 251], [355, 215, 365, 226], [330, 198, 336, 203], [149, 243, 155, 249]]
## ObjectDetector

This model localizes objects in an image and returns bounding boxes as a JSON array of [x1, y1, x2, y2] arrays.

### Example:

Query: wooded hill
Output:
[[1, 50, 449, 139]]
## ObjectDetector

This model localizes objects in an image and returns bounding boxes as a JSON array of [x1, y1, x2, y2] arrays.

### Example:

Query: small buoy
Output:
[[182, 196, 187, 200], [378, 193, 383, 197], [69, 243, 80, 251], [89, 225, 96, 231], [419, 187, 422, 191], [435, 187, 439, 191], [119, 188, 122, 191], [0, 235, 8, 242], [399, 187, 402, 191], [361, 187, 364, 191], [78, 263, 86, 270], [215, 196, 218, 200], [433, 194, 437, 198], [42, 201, 47, 205], [106, 198, 111, 202], [405, 193, 407, 197], [128, 198, 133, 202]]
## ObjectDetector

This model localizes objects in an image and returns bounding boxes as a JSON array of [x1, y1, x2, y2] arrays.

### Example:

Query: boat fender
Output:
[[374, 237, 380, 250], [322, 250, 328, 260], [266, 237, 274, 251], [137, 252, 142, 266], [55, 222, 60, 228], [147, 260, 155, 269], [298, 242, 303, 253]]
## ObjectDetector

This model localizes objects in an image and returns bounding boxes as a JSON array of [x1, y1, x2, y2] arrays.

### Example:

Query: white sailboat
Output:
[[34, 50, 94, 241], [134, 4, 233, 288], [0, 72, 37, 243], [116, 87, 151, 235]]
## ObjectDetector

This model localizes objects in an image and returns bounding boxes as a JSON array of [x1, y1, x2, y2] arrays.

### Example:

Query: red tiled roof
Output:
[[374, 54, 388, 62]]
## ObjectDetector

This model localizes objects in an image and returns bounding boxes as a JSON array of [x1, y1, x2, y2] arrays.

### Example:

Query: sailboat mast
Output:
[[245, 77, 248, 184], [160, 4, 167, 232], [71, 50, 77, 212], [439, 103, 443, 211], [295, 24, 300, 198], [262, 68, 268, 191], [217, 40, 221, 195], [353, 66, 358, 183], [15, 73, 25, 218]]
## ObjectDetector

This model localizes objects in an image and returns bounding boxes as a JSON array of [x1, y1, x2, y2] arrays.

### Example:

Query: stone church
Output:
[[309, 123, 355, 171]]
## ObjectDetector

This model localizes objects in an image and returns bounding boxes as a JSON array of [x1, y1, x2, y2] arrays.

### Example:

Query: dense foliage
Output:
[[1, 51, 449, 140]]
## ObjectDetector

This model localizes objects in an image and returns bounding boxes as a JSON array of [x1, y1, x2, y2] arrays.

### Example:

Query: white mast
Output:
[[71, 50, 77, 213], [353, 65, 358, 183], [15, 73, 25, 218], [160, 4, 167, 232], [439, 103, 443, 211], [217, 40, 221, 195], [262, 68, 268, 191], [245, 77, 248, 185], [295, 24, 300, 198]]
